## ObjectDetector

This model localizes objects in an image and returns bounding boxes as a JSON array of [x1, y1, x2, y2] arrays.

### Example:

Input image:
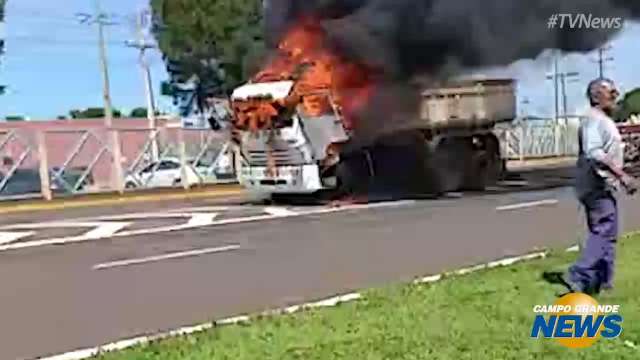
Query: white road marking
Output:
[[415, 274, 443, 284], [0, 201, 416, 253], [566, 245, 580, 252], [0, 231, 35, 244], [415, 252, 547, 284], [263, 207, 298, 216], [170, 206, 251, 213], [0, 222, 129, 245], [92, 213, 198, 221], [186, 213, 219, 226], [0, 214, 220, 252], [495, 199, 559, 211], [0, 222, 107, 230], [486, 252, 548, 267], [92, 245, 240, 270], [82, 222, 131, 239]]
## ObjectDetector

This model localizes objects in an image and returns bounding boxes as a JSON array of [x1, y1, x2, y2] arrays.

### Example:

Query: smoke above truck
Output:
[[264, 0, 639, 81]]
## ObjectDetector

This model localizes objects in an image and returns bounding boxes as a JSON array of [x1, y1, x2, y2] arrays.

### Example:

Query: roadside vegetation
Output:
[[98, 233, 640, 360]]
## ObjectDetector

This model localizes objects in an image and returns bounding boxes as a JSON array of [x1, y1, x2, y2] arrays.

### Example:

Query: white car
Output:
[[124, 158, 202, 189]]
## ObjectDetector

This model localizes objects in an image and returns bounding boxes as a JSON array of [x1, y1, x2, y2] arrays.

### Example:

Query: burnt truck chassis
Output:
[[324, 124, 505, 200], [321, 80, 514, 199]]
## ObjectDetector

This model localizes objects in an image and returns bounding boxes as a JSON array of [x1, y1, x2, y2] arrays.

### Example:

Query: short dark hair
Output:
[[586, 77, 616, 106]]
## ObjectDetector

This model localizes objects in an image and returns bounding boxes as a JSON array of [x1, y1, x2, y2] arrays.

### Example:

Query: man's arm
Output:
[[583, 122, 637, 193]]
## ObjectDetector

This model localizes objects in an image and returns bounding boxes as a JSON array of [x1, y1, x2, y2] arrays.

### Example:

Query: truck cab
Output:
[[230, 80, 349, 195]]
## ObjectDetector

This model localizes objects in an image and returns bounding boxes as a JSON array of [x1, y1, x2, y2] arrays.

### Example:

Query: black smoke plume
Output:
[[265, 0, 640, 80]]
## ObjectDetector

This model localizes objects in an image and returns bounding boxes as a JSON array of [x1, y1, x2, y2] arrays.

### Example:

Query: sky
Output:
[[0, 0, 172, 119], [0, 1, 638, 120]]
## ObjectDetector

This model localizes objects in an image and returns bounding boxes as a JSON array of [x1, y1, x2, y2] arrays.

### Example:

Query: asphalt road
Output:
[[2, 167, 640, 360]]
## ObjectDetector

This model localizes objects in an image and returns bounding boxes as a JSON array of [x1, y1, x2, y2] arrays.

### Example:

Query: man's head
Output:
[[587, 78, 620, 115]]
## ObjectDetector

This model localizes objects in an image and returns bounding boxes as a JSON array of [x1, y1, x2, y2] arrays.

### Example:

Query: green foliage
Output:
[[5, 115, 25, 121], [69, 108, 123, 119], [130, 107, 148, 118], [151, 0, 266, 116], [615, 88, 640, 122]]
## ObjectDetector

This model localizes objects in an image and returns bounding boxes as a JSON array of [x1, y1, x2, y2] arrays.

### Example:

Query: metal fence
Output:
[[0, 127, 237, 201], [1, 119, 583, 201], [497, 118, 580, 160]]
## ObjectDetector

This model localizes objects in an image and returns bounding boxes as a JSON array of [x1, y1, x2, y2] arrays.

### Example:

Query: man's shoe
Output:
[[542, 271, 581, 293]]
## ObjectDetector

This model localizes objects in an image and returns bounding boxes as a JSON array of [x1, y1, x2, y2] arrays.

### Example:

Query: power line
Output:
[[3, 34, 130, 46], [5, 7, 132, 24]]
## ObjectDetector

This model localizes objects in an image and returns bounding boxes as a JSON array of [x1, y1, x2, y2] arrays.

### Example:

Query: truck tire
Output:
[[463, 134, 502, 191], [429, 137, 468, 194], [336, 151, 371, 197]]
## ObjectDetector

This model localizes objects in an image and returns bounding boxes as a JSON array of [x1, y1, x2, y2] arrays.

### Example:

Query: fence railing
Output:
[[1, 120, 583, 201], [497, 119, 580, 160], [0, 127, 237, 201]]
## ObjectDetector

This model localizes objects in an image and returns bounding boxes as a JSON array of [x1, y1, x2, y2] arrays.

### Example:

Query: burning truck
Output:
[[223, 19, 516, 200]]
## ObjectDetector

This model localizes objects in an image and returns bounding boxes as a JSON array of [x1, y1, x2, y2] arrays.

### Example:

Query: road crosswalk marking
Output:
[[0, 201, 415, 253], [0, 231, 36, 245]]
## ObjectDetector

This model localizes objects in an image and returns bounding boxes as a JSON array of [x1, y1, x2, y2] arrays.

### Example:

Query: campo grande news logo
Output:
[[530, 293, 623, 348]]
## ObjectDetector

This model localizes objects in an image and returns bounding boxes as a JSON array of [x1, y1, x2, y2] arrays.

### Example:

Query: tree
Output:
[[130, 107, 148, 118], [69, 107, 123, 119], [5, 115, 25, 121], [615, 88, 640, 122], [151, 0, 266, 117]]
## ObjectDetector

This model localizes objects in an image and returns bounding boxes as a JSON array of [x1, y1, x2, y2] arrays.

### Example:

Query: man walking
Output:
[[545, 78, 638, 295]]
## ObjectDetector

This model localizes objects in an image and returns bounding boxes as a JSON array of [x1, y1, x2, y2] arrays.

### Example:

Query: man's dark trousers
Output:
[[569, 192, 619, 293]]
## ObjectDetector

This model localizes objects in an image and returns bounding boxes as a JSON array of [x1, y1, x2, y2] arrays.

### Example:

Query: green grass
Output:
[[98, 234, 640, 360]]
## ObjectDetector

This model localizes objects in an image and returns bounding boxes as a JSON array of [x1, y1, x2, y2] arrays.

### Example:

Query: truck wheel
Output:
[[464, 135, 502, 191], [429, 138, 468, 194]]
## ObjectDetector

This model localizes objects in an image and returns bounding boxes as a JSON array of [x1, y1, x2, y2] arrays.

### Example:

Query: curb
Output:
[[0, 185, 245, 215]]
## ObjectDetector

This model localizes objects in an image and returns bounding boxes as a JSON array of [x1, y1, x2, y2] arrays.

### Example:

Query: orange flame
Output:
[[231, 18, 375, 132]]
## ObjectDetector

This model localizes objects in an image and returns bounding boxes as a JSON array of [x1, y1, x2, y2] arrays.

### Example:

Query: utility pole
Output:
[[594, 45, 614, 79], [77, 0, 125, 193], [546, 52, 580, 156], [550, 52, 561, 156], [126, 8, 159, 162], [559, 71, 580, 118]]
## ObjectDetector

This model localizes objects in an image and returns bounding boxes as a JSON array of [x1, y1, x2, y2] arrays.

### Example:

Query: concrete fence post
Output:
[[36, 131, 53, 201], [519, 124, 525, 162], [111, 129, 125, 194], [553, 118, 562, 156], [179, 128, 190, 190]]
